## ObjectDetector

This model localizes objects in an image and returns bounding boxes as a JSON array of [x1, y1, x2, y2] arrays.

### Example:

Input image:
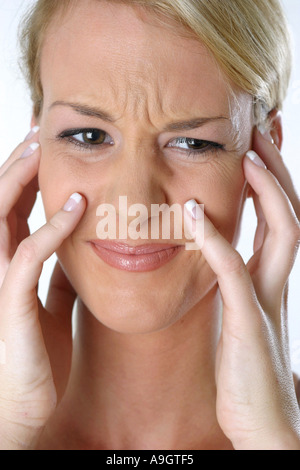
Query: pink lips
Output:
[[89, 240, 184, 272]]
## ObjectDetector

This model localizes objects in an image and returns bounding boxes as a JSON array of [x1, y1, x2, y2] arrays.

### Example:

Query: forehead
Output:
[[40, 0, 247, 121]]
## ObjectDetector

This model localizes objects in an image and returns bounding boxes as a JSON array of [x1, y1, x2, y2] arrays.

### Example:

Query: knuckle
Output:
[[222, 250, 245, 275], [48, 216, 65, 235], [0, 142, 26, 176], [16, 238, 38, 263], [204, 224, 219, 243]]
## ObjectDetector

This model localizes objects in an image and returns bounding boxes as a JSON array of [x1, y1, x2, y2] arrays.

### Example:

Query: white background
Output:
[[0, 1, 299, 371]]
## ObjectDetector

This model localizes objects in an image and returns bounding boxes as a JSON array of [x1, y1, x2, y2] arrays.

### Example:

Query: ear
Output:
[[268, 109, 283, 151]]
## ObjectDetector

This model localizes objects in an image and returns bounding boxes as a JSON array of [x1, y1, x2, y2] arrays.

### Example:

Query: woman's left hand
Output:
[[184, 127, 300, 450]]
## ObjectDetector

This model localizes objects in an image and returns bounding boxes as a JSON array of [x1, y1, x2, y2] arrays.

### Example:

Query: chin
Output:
[[89, 302, 181, 335], [71, 274, 194, 335], [56, 239, 216, 335]]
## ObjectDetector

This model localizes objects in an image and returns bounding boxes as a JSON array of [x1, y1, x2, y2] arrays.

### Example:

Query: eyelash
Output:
[[57, 128, 114, 150], [57, 128, 225, 158], [166, 137, 224, 158]]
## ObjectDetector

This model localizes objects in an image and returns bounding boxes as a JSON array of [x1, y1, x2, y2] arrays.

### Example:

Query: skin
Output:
[[38, 2, 252, 336], [0, 0, 299, 450]]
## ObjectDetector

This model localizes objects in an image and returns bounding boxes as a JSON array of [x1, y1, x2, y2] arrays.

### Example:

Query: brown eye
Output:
[[59, 128, 114, 148], [82, 129, 107, 144], [167, 137, 224, 158], [185, 138, 210, 150]]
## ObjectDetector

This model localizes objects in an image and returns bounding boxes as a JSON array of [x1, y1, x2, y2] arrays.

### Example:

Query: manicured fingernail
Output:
[[24, 126, 40, 141], [63, 193, 83, 212], [246, 150, 267, 169], [257, 125, 274, 144], [20, 142, 40, 158], [184, 199, 204, 220]]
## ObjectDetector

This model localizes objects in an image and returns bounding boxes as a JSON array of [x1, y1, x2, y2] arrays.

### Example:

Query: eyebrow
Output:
[[49, 101, 230, 131], [163, 116, 230, 132], [49, 101, 116, 122]]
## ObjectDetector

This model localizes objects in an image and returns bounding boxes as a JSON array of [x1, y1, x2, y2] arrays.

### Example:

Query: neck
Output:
[[49, 286, 231, 449]]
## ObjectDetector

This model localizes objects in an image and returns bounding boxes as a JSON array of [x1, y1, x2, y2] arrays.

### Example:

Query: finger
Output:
[[45, 261, 77, 318], [244, 152, 300, 295], [15, 173, 40, 216], [184, 200, 258, 319], [0, 143, 40, 218], [0, 127, 40, 177], [12, 172, 40, 251], [252, 128, 300, 220], [184, 200, 267, 346], [0, 147, 40, 275], [252, 191, 268, 254], [2, 193, 86, 315], [40, 261, 76, 401]]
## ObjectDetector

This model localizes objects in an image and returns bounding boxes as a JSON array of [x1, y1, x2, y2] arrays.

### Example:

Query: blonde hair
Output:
[[19, 0, 292, 125]]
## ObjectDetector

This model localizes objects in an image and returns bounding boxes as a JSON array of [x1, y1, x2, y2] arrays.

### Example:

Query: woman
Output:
[[0, 0, 299, 450]]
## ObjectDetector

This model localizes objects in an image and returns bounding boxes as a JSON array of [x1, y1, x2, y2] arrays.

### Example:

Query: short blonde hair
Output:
[[19, 0, 292, 125]]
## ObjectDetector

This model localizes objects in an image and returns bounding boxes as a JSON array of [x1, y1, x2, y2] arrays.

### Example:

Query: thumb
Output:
[[2, 193, 85, 318]]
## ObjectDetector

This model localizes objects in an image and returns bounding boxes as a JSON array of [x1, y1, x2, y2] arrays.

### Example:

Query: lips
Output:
[[89, 240, 184, 272]]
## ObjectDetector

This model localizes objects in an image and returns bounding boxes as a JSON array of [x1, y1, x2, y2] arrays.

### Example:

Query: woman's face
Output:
[[38, 0, 253, 334]]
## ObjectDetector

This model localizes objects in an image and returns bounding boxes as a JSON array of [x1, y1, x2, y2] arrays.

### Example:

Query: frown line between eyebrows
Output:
[[48, 101, 230, 131]]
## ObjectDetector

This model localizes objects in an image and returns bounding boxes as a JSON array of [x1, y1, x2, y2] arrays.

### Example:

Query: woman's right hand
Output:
[[0, 129, 86, 450]]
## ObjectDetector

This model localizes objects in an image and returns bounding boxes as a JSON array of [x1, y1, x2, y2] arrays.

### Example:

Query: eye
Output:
[[167, 137, 224, 156], [75, 129, 108, 145], [58, 128, 114, 149]]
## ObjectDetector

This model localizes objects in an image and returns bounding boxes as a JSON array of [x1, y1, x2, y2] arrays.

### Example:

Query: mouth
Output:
[[88, 240, 184, 272]]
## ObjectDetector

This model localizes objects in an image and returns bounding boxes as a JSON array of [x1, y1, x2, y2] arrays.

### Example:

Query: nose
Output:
[[104, 145, 169, 231], [108, 148, 167, 205]]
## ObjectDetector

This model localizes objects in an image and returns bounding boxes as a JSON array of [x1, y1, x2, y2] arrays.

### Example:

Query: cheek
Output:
[[173, 158, 247, 243], [209, 162, 247, 243], [205, 161, 247, 244], [38, 151, 112, 246], [38, 154, 73, 219], [38, 151, 98, 220]]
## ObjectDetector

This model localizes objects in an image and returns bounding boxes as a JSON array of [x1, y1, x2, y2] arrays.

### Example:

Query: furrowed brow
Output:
[[163, 116, 230, 132], [49, 101, 116, 122], [49, 101, 230, 131]]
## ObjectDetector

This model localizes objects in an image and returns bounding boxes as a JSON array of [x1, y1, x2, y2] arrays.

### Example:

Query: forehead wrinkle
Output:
[[42, 1, 252, 136], [110, 65, 167, 130]]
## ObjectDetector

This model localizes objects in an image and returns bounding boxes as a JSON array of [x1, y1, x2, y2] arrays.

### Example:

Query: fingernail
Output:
[[184, 199, 204, 220], [246, 150, 267, 169], [20, 142, 40, 159], [257, 125, 274, 144], [63, 193, 83, 212], [24, 125, 40, 141]]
